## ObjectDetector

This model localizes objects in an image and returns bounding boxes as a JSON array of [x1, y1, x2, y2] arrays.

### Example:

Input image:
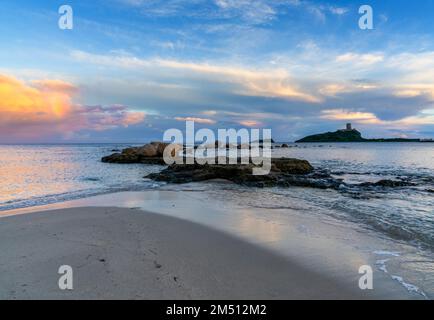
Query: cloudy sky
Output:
[[1, 0, 434, 143]]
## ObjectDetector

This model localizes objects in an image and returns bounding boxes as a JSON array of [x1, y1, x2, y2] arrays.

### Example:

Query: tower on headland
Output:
[[339, 123, 355, 132]]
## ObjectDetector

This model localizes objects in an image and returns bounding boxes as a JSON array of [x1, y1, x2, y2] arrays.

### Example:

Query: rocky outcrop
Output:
[[271, 158, 314, 174], [145, 158, 421, 191], [296, 128, 425, 143], [296, 129, 366, 143], [102, 142, 180, 165], [102, 141, 274, 164], [102, 142, 420, 193], [144, 158, 335, 188]]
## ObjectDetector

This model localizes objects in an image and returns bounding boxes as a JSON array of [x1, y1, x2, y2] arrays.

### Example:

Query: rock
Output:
[[146, 158, 319, 188], [101, 142, 177, 164], [137, 144, 158, 157], [281, 144, 289, 148], [145, 158, 421, 192], [359, 179, 415, 188], [104, 143, 419, 193], [102, 152, 166, 165], [271, 158, 314, 174], [150, 141, 171, 156]]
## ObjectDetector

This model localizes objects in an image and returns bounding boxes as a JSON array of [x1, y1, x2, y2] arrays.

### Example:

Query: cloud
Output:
[[297, 2, 349, 23], [0, 74, 74, 122], [69, 46, 434, 138], [336, 53, 384, 66], [238, 120, 262, 127], [0, 74, 145, 142], [319, 81, 378, 97], [214, 0, 277, 24], [201, 110, 218, 116], [71, 50, 320, 103], [75, 104, 146, 131], [307, 5, 326, 22], [321, 109, 380, 123], [329, 7, 348, 15], [118, 0, 281, 24], [321, 108, 434, 128], [117, 0, 345, 25], [32, 79, 79, 95], [175, 117, 216, 124]]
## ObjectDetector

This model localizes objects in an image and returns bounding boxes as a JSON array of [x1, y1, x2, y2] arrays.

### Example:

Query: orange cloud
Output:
[[0, 74, 145, 141], [239, 120, 262, 127], [321, 109, 380, 123], [0, 74, 74, 123], [32, 79, 79, 95]]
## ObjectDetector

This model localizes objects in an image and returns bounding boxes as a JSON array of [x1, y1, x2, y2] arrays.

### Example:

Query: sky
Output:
[[1, 0, 434, 143]]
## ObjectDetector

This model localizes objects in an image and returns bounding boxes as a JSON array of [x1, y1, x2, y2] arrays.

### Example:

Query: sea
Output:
[[1, 143, 433, 297]]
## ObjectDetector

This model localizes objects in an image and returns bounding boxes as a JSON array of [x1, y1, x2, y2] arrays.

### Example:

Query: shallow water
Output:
[[1, 143, 434, 248], [0, 144, 164, 211], [274, 143, 434, 250]]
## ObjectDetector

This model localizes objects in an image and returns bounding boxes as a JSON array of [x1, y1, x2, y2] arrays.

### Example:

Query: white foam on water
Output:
[[391, 275, 428, 299], [373, 250, 401, 257], [375, 259, 389, 273]]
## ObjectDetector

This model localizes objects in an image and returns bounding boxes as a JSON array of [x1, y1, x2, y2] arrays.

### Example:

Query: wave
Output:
[[0, 182, 162, 212]]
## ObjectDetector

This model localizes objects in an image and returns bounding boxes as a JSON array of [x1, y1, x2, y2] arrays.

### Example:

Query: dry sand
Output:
[[0, 206, 368, 300]]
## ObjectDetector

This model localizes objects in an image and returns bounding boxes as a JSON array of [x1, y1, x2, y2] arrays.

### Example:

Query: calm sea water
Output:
[[0, 144, 164, 211], [1, 143, 434, 250]]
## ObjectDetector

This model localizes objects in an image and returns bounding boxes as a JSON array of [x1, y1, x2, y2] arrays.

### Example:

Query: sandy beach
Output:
[[2, 0, 434, 304], [0, 206, 372, 300]]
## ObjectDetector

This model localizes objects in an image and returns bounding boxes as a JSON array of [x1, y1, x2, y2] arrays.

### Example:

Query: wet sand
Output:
[[0, 206, 369, 300]]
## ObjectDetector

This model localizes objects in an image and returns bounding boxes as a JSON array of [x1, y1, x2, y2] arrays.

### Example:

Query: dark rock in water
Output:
[[210, 141, 274, 150], [146, 159, 421, 192], [281, 144, 289, 148], [103, 142, 421, 193], [359, 179, 415, 188], [426, 189, 434, 193], [145, 158, 334, 188], [102, 142, 180, 165], [271, 158, 314, 174], [103, 141, 278, 165]]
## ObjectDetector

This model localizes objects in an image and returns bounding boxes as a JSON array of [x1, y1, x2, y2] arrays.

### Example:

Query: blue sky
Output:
[[1, 0, 434, 142]]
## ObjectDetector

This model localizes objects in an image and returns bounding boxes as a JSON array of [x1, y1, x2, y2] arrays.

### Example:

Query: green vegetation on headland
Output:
[[296, 129, 365, 142], [296, 124, 434, 143]]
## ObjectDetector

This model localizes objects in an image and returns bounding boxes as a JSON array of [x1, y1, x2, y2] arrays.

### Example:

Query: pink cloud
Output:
[[0, 74, 145, 141], [175, 117, 216, 124], [239, 120, 262, 127]]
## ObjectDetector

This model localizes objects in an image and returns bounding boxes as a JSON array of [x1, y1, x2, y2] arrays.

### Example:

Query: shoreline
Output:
[[0, 189, 428, 300], [0, 206, 366, 300]]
